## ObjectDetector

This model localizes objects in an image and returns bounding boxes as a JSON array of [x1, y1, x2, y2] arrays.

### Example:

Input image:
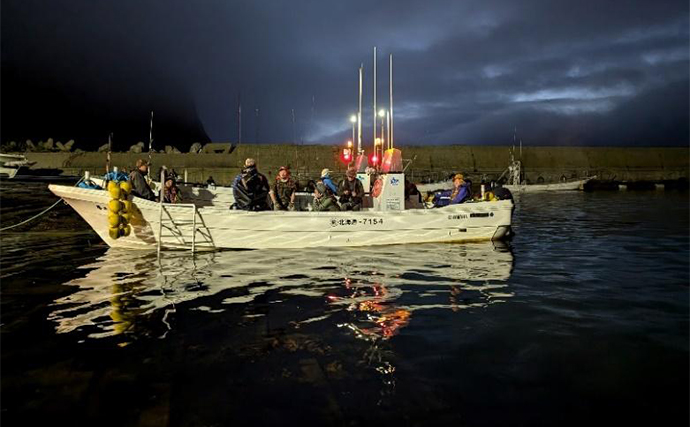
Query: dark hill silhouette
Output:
[[2, 65, 210, 152]]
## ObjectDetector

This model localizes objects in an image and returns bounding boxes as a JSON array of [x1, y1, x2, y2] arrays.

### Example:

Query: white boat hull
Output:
[[418, 178, 591, 193], [504, 179, 590, 192], [49, 184, 513, 250]]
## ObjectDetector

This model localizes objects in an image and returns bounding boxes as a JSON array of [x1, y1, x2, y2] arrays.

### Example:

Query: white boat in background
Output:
[[1, 152, 79, 182], [0, 153, 36, 179], [416, 158, 592, 194]]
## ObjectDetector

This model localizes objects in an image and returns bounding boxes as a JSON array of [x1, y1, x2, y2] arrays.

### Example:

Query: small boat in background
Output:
[[0, 153, 80, 182], [1, 153, 36, 179]]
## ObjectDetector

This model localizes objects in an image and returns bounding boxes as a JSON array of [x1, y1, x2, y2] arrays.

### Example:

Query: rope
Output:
[[0, 177, 84, 232]]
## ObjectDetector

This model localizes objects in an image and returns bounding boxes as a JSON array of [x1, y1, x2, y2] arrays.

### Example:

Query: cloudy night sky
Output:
[[2, 0, 688, 149]]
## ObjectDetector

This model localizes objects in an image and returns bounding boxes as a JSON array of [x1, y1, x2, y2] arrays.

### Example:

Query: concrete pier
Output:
[[20, 145, 690, 186]]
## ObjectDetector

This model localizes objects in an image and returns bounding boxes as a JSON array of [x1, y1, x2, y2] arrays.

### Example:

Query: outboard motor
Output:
[[493, 186, 513, 201]]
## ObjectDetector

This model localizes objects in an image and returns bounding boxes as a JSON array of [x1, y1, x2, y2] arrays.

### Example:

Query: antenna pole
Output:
[[291, 109, 296, 144], [255, 108, 260, 143], [238, 95, 242, 145]]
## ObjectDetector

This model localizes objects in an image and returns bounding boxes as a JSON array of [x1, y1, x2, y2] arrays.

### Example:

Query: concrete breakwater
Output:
[[21, 145, 690, 186]]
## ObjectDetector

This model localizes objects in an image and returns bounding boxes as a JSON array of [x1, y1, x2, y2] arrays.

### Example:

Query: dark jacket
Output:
[[232, 165, 271, 211], [273, 178, 297, 209], [313, 194, 340, 211], [129, 169, 156, 201], [338, 177, 364, 205], [163, 184, 182, 204], [450, 181, 472, 204]]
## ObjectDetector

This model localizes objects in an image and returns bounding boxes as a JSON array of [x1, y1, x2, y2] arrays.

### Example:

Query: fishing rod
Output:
[[147, 111, 154, 168]]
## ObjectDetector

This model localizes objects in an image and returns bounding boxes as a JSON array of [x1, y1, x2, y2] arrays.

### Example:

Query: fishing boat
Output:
[[416, 159, 592, 193], [0, 153, 79, 182], [0, 153, 36, 179], [48, 158, 513, 251], [48, 50, 513, 251]]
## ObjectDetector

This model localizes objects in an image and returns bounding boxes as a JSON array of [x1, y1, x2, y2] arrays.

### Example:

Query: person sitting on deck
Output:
[[320, 168, 338, 195], [162, 174, 182, 204], [232, 158, 271, 211], [338, 167, 364, 211], [449, 173, 471, 204], [129, 159, 156, 201], [270, 166, 297, 211], [313, 182, 340, 211], [432, 173, 472, 207]]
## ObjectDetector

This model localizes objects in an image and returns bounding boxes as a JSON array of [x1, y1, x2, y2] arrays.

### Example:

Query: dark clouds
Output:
[[2, 0, 688, 148]]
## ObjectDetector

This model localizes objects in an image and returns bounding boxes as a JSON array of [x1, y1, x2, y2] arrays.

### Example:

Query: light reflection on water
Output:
[[49, 243, 514, 342]]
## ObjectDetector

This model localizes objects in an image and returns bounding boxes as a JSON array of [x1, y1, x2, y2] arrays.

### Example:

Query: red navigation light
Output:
[[342, 148, 352, 163]]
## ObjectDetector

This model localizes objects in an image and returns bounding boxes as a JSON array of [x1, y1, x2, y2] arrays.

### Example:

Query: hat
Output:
[[244, 158, 256, 167], [315, 182, 327, 194], [346, 167, 357, 178], [321, 168, 331, 178], [278, 166, 289, 173], [453, 173, 464, 181], [135, 159, 149, 168]]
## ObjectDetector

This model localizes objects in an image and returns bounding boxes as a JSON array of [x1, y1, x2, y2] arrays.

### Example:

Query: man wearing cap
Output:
[[270, 166, 298, 211], [129, 159, 156, 201], [449, 173, 471, 204], [320, 168, 338, 195], [338, 167, 364, 211], [232, 158, 271, 211], [313, 182, 340, 211]]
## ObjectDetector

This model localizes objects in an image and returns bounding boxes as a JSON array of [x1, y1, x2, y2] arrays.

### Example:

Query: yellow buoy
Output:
[[122, 200, 133, 212], [108, 199, 122, 213], [121, 212, 132, 223], [119, 181, 132, 195], [108, 227, 120, 239], [107, 181, 119, 193], [109, 185, 121, 200], [122, 224, 131, 237], [108, 213, 120, 227]]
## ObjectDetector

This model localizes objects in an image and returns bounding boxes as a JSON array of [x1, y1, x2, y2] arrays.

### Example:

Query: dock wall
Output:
[[22, 145, 689, 186]]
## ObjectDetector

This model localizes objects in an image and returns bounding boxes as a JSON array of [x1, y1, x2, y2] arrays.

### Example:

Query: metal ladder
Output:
[[156, 167, 214, 254]]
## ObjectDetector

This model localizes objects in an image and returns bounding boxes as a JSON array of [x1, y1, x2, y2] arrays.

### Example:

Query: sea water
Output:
[[1, 182, 688, 426]]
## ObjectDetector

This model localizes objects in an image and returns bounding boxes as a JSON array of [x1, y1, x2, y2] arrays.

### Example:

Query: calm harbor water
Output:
[[1, 182, 688, 426]]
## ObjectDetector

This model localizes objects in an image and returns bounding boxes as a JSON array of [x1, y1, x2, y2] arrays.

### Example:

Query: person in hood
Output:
[[320, 168, 338, 195], [232, 158, 271, 211], [129, 159, 156, 201], [338, 167, 364, 211], [313, 182, 340, 211], [270, 166, 297, 210]]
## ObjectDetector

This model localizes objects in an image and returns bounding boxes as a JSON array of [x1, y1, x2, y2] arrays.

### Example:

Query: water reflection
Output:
[[49, 243, 514, 349]]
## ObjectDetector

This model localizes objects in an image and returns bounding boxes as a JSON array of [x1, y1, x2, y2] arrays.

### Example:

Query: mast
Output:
[[358, 64, 363, 155], [389, 54, 394, 150], [373, 46, 377, 152]]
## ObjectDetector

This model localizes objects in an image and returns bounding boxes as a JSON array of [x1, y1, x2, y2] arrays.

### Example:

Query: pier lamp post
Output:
[[349, 115, 357, 148]]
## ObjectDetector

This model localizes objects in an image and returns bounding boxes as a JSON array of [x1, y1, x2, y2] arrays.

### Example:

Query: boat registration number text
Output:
[[330, 218, 384, 227]]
